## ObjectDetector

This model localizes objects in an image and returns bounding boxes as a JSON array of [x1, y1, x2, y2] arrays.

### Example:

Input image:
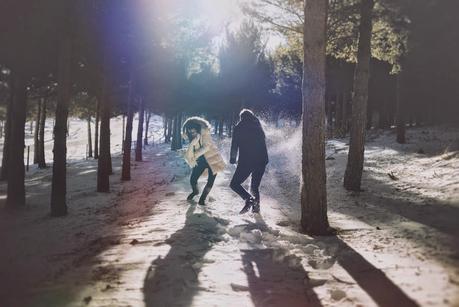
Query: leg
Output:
[[230, 164, 253, 200], [198, 166, 217, 205], [188, 162, 206, 200], [250, 164, 266, 203], [250, 164, 266, 213]]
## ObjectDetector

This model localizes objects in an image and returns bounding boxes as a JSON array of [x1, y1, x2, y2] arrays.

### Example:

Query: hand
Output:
[[190, 159, 197, 168], [230, 158, 236, 164]]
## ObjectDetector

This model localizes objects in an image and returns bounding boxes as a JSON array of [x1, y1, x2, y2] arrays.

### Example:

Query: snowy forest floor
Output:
[[0, 120, 458, 307]]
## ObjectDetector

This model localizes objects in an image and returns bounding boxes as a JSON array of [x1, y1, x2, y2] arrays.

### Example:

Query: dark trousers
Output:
[[230, 163, 266, 201], [190, 156, 216, 192]]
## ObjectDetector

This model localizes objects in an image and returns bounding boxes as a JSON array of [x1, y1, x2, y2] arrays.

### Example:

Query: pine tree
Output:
[[121, 70, 135, 181], [343, 0, 375, 192], [37, 96, 47, 168], [6, 71, 27, 209], [300, 0, 330, 235], [144, 111, 151, 146], [0, 78, 13, 181], [87, 114, 93, 157], [135, 97, 144, 161], [50, 35, 73, 217], [97, 72, 111, 192], [94, 98, 100, 159], [33, 99, 42, 164]]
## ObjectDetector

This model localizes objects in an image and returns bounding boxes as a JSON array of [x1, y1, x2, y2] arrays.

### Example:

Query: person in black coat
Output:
[[230, 109, 269, 214]]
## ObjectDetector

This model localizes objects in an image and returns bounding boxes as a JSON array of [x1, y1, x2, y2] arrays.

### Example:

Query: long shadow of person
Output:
[[237, 214, 323, 307], [143, 203, 226, 307], [241, 248, 323, 307]]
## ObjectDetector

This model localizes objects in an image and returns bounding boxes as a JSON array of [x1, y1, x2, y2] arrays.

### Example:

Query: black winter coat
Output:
[[230, 119, 268, 166]]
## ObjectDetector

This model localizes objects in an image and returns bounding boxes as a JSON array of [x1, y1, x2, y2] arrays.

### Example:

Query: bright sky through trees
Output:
[[150, 0, 284, 50]]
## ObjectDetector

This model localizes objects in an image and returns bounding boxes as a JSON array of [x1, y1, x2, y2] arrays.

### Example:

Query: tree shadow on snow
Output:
[[238, 214, 419, 306], [324, 236, 419, 307], [0, 158, 124, 306], [334, 170, 459, 261], [143, 203, 226, 307], [267, 143, 459, 266], [363, 171, 459, 237]]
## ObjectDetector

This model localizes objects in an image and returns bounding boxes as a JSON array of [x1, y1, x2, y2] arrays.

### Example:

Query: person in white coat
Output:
[[182, 117, 226, 205]]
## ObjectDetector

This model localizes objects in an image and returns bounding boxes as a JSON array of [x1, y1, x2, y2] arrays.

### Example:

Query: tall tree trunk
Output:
[[94, 98, 100, 159], [6, 72, 27, 209], [218, 116, 224, 137], [135, 98, 145, 161], [33, 99, 42, 164], [171, 112, 183, 151], [50, 37, 72, 216], [177, 112, 182, 150], [97, 73, 111, 192], [342, 92, 349, 135], [144, 111, 151, 146], [122, 114, 125, 150], [121, 71, 135, 181], [163, 115, 167, 142], [87, 115, 93, 157], [166, 116, 172, 143], [171, 115, 177, 151], [335, 94, 343, 137], [0, 91, 10, 180], [228, 114, 233, 137], [214, 119, 219, 135], [343, 0, 375, 192], [38, 97, 47, 168], [395, 73, 406, 144], [107, 96, 112, 175], [300, 0, 330, 235]]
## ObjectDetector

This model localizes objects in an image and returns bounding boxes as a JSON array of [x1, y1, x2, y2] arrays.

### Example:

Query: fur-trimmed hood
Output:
[[182, 116, 211, 132], [182, 116, 212, 140]]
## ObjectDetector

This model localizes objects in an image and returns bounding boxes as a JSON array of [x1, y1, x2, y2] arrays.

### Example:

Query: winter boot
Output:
[[239, 197, 255, 214], [187, 185, 199, 201], [198, 186, 211, 206]]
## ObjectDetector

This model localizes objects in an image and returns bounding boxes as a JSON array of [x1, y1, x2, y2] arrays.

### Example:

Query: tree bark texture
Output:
[[135, 98, 145, 161], [300, 0, 330, 235], [6, 72, 27, 209], [50, 37, 72, 216], [343, 0, 375, 191]]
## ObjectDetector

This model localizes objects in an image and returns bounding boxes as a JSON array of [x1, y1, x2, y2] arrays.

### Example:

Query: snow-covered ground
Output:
[[0, 116, 458, 307], [0, 114, 162, 164]]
